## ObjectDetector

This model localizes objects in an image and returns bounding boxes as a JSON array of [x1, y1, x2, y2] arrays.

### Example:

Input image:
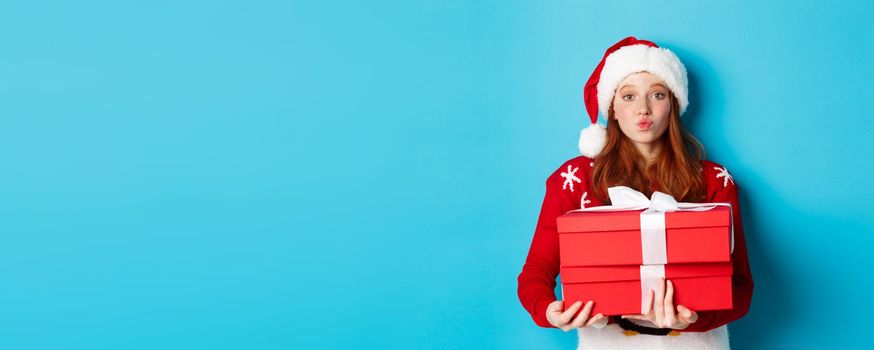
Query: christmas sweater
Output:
[[517, 156, 754, 348]]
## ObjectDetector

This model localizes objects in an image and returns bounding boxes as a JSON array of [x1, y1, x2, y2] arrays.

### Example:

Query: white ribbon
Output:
[[640, 211, 667, 265], [569, 186, 735, 313], [638, 265, 665, 314]]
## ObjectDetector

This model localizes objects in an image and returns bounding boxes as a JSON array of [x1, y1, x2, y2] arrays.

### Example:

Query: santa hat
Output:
[[579, 36, 689, 158]]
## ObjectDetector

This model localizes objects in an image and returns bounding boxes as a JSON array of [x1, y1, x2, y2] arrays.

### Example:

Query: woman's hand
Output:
[[621, 278, 699, 329], [546, 300, 608, 331]]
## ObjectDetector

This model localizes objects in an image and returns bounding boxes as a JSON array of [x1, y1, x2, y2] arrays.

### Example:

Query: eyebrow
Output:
[[618, 83, 669, 91]]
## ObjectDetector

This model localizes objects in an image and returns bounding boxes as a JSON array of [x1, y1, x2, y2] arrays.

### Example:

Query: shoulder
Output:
[[544, 155, 595, 197], [547, 155, 594, 182], [700, 159, 723, 175], [700, 159, 737, 192]]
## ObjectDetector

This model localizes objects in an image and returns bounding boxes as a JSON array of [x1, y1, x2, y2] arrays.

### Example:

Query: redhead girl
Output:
[[516, 37, 753, 350]]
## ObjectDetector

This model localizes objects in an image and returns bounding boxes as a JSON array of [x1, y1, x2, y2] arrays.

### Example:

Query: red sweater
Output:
[[517, 156, 754, 332]]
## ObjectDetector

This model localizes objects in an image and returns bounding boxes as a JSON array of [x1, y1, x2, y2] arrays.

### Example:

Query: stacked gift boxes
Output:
[[557, 202, 734, 316]]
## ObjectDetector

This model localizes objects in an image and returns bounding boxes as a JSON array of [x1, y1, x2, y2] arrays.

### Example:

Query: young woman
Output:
[[516, 37, 754, 349]]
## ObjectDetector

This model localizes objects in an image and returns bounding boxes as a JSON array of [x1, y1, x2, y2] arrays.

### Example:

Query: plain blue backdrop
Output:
[[1, 0, 873, 349]]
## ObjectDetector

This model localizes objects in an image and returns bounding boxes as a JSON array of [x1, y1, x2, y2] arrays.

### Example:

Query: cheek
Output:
[[652, 101, 672, 124], [613, 109, 633, 130], [612, 102, 634, 121], [654, 100, 671, 115]]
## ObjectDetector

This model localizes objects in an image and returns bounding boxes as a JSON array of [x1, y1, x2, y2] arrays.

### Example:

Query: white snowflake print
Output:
[[714, 166, 735, 188], [560, 164, 582, 192], [580, 191, 592, 208], [589, 161, 594, 167]]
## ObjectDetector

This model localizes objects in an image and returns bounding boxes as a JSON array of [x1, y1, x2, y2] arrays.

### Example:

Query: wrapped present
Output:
[[557, 206, 732, 266], [557, 186, 735, 316], [560, 263, 733, 316]]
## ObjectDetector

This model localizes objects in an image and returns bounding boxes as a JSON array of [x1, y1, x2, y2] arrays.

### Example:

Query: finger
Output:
[[676, 304, 691, 319], [676, 304, 691, 324], [546, 300, 563, 314], [621, 314, 649, 322], [570, 301, 594, 328], [664, 280, 676, 327], [677, 305, 699, 324], [546, 301, 563, 327], [587, 313, 608, 328], [559, 301, 583, 325], [653, 278, 665, 328], [689, 310, 699, 324]]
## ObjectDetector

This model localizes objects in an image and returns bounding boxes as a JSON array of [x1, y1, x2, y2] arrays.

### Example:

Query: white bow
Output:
[[578, 186, 717, 213]]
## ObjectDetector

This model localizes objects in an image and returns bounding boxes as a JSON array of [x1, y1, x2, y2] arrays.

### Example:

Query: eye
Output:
[[622, 94, 634, 101], [653, 92, 666, 99]]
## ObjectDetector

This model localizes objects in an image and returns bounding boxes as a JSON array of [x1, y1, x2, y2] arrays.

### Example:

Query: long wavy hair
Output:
[[591, 92, 707, 203]]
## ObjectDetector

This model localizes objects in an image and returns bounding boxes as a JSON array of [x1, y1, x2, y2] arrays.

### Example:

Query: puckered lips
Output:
[[636, 119, 653, 130]]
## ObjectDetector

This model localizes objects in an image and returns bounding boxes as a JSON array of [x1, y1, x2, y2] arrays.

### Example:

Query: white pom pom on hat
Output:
[[579, 36, 690, 158], [578, 122, 606, 158]]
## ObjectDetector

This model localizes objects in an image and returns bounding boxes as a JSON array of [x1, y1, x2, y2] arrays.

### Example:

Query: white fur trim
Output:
[[577, 324, 730, 350], [578, 122, 606, 157], [596, 44, 689, 118]]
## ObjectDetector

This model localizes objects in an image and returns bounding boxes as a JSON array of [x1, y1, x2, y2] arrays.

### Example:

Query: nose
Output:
[[636, 98, 651, 116]]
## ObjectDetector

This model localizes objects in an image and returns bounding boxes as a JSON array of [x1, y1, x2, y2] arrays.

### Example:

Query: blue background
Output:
[[1, 0, 872, 349]]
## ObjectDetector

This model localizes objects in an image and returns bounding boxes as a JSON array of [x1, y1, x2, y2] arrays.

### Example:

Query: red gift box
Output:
[[557, 206, 732, 266], [557, 206, 734, 316], [560, 263, 733, 316]]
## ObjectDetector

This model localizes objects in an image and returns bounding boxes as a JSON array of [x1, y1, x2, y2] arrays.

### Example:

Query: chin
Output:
[[628, 136, 661, 144]]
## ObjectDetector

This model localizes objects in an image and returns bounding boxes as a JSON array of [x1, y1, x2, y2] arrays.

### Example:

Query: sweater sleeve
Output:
[[681, 169, 754, 332], [517, 164, 580, 328]]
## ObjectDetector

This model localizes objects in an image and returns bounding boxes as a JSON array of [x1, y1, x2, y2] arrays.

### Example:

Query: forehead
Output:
[[617, 72, 668, 90]]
